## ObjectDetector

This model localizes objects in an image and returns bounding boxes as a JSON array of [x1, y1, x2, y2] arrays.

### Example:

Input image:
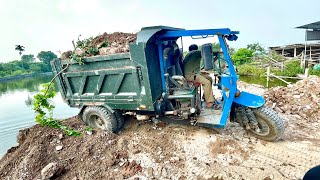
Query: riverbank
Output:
[[0, 75, 79, 158], [1, 79, 320, 179], [0, 72, 53, 82]]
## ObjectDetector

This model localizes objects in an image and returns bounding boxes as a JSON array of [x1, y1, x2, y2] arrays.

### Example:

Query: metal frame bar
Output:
[[158, 29, 239, 39]]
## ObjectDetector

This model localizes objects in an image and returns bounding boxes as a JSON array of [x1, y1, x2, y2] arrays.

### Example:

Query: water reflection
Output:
[[0, 75, 78, 157], [0, 76, 52, 97]]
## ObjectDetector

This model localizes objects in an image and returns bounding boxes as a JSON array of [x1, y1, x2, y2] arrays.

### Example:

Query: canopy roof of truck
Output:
[[137, 26, 184, 43], [137, 26, 239, 43]]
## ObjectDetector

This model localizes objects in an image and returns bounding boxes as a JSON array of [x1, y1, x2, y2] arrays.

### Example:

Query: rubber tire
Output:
[[195, 88, 202, 115], [114, 110, 124, 130], [82, 106, 118, 132], [251, 106, 285, 141]]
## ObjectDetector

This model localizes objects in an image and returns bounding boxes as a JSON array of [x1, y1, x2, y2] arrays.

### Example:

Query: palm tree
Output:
[[15, 45, 25, 56]]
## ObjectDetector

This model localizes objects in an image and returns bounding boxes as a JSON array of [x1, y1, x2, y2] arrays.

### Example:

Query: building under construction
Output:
[[269, 21, 320, 67]]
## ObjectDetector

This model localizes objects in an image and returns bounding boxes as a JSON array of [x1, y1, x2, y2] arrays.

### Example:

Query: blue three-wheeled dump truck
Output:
[[52, 26, 284, 141]]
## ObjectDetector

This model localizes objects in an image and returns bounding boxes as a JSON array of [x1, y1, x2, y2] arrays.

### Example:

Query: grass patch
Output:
[[237, 64, 266, 76]]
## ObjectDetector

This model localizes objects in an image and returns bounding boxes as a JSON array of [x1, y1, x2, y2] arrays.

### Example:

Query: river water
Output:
[[0, 75, 78, 157], [0, 75, 296, 157]]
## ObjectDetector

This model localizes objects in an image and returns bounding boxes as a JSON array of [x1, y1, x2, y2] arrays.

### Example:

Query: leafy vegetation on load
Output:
[[69, 37, 109, 65]]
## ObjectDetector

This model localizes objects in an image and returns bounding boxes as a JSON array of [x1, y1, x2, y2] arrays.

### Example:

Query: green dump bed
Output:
[[51, 42, 162, 112], [51, 26, 184, 112]]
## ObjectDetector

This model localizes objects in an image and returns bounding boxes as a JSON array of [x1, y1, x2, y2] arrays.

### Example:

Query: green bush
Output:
[[309, 69, 320, 76], [232, 48, 254, 66], [273, 60, 303, 77], [237, 64, 266, 76]]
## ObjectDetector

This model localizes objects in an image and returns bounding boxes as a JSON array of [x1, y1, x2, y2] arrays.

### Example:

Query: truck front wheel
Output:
[[82, 106, 118, 132], [250, 106, 285, 141]]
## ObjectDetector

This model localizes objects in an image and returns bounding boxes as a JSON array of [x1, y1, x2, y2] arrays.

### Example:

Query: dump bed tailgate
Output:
[[51, 53, 149, 111]]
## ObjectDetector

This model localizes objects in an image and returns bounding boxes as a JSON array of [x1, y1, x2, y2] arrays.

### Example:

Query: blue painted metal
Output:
[[151, 26, 266, 128], [216, 35, 237, 127], [233, 91, 265, 108], [158, 29, 239, 39]]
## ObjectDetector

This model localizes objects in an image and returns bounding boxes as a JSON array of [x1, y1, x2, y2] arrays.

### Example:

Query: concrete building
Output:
[[269, 21, 320, 67]]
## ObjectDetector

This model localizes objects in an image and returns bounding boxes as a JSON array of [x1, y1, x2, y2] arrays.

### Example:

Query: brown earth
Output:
[[265, 76, 320, 122], [61, 32, 137, 60], [1, 80, 320, 180]]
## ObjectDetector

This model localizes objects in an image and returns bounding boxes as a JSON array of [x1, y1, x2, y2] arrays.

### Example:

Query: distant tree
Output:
[[212, 42, 221, 52], [231, 48, 254, 66], [21, 54, 35, 63], [247, 43, 266, 54], [15, 45, 25, 56], [229, 47, 236, 55], [37, 51, 57, 65]]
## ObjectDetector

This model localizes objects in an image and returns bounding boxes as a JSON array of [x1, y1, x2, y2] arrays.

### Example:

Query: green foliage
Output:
[[270, 50, 286, 62], [76, 37, 93, 49], [237, 64, 266, 76], [33, 83, 81, 136], [232, 48, 254, 66], [98, 41, 108, 49], [15, 45, 25, 56], [211, 42, 221, 52], [273, 60, 303, 77], [21, 54, 35, 62], [228, 47, 236, 55], [309, 69, 320, 76], [0, 61, 51, 78], [70, 36, 108, 64], [87, 47, 99, 56], [247, 43, 266, 54], [37, 51, 57, 65], [71, 54, 84, 65], [237, 60, 304, 77], [85, 127, 93, 132]]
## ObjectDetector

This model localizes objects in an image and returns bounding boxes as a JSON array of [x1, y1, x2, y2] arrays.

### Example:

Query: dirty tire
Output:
[[250, 106, 284, 141], [82, 106, 117, 132], [114, 110, 124, 130], [194, 87, 202, 115]]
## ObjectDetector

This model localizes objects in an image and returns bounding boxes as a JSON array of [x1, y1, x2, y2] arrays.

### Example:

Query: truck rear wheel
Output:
[[114, 110, 124, 130], [250, 106, 285, 141], [82, 106, 118, 132]]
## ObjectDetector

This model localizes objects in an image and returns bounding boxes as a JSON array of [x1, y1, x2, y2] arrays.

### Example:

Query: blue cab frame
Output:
[[156, 28, 265, 127]]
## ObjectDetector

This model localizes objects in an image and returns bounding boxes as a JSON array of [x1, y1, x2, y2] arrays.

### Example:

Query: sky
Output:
[[0, 0, 319, 62]]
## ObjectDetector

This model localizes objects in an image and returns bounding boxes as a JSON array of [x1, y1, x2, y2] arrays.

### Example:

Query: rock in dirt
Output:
[[60, 51, 72, 60], [55, 145, 63, 151], [40, 162, 63, 179], [147, 167, 154, 177], [169, 156, 180, 163]]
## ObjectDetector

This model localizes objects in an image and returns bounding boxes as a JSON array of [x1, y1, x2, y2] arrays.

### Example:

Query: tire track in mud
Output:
[[247, 142, 320, 179]]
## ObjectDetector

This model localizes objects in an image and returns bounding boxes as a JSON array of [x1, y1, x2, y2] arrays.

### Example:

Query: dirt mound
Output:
[[265, 76, 320, 121], [61, 32, 137, 60], [2, 115, 320, 179]]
